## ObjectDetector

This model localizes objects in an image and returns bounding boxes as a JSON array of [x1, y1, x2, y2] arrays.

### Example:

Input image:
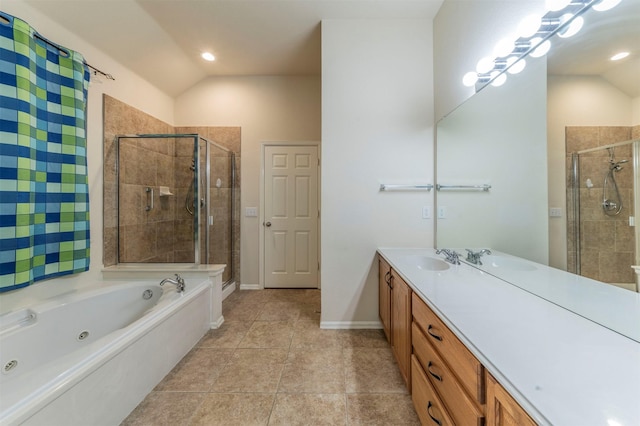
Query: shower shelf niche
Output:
[[159, 186, 173, 196]]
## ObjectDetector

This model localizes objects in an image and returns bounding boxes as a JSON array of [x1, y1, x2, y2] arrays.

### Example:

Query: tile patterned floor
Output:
[[122, 289, 420, 425]]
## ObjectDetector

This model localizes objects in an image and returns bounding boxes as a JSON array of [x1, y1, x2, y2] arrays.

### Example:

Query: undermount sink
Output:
[[484, 256, 537, 271], [401, 255, 450, 271]]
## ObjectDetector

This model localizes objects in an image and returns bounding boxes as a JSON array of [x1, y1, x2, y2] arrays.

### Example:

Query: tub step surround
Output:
[[102, 264, 226, 329]]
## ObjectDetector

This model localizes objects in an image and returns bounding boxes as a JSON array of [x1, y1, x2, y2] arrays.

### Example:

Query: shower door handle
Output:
[[264, 221, 271, 227], [145, 187, 154, 211]]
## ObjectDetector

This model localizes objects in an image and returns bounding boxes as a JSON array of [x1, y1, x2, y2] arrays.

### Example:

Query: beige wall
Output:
[[633, 97, 640, 124], [174, 76, 321, 287], [321, 19, 434, 326]]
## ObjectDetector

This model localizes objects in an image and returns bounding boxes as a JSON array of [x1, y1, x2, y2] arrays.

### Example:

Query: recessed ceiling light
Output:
[[201, 52, 215, 62], [610, 51, 630, 61]]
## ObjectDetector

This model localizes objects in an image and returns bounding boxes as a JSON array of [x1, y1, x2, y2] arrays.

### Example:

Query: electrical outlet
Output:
[[437, 206, 447, 219], [422, 206, 432, 219]]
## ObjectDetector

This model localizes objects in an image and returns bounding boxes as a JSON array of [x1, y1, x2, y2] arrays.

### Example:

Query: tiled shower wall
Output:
[[103, 95, 241, 283], [566, 125, 639, 284], [175, 126, 241, 285]]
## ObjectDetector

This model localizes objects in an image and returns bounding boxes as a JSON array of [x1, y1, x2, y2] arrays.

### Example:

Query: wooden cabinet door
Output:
[[378, 256, 392, 343], [486, 372, 537, 426], [391, 270, 411, 388]]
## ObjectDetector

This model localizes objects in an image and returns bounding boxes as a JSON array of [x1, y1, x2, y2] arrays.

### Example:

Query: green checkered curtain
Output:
[[0, 12, 90, 292]]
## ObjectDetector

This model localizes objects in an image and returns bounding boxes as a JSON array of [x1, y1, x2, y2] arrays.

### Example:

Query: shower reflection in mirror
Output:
[[568, 136, 639, 292]]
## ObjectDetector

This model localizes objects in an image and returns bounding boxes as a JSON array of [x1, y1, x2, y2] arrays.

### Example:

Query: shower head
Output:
[[610, 159, 628, 172]]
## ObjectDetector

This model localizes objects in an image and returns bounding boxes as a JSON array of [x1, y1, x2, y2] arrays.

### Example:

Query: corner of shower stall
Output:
[[106, 134, 238, 288]]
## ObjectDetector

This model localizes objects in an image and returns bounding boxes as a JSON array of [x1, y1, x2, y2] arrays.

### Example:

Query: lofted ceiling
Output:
[[19, 0, 444, 97], [13, 0, 639, 98], [547, 0, 640, 97]]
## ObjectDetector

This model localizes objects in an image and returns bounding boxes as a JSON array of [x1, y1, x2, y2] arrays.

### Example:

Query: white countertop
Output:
[[378, 248, 640, 426]]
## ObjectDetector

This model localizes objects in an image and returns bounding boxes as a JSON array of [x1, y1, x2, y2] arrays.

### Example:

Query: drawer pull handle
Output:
[[389, 274, 394, 289], [427, 362, 443, 382], [427, 401, 443, 426], [385, 271, 391, 287], [427, 325, 443, 341]]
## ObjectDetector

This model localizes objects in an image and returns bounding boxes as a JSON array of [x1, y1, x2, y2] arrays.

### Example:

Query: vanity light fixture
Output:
[[592, 0, 622, 12], [461, 0, 619, 90], [557, 14, 584, 38], [545, 0, 572, 12], [517, 14, 543, 38], [529, 38, 552, 57], [610, 51, 630, 61], [490, 72, 507, 87], [463, 71, 479, 87], [476, 56, 495, 74], [493, 37, 516, 58], [507, 57, 526, 74], [201, 52, 215, 62]]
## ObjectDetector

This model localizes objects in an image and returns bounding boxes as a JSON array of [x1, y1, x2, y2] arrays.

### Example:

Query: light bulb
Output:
[[476, 56, 495, 74], [545, 0, 571, 12], [530, 39, 551, 57], [493, 37, 515, 58], [201, 52, 216, 62], [517, 14, 542, 38], [592, 0, 622, 11], [610, 52, 630, 61], [463, 72, 479, 87], [507, 58, 526, 74], [490, 72, 507, 87], [558, 15, 583, 38]]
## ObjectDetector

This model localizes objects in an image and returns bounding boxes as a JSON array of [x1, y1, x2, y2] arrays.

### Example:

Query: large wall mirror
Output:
[[436, 0, 640, 342]]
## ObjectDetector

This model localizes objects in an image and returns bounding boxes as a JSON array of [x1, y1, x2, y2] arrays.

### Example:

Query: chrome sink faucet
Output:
[[436, 249, 460, 265], [160, 274, 185, 293], [465, 249, 491, 265]]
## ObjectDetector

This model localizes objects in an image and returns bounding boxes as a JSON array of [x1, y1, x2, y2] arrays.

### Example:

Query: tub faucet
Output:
[[436, 249, 460, 265], [160, 274, 185, 293], [465, 249, 492, 265]]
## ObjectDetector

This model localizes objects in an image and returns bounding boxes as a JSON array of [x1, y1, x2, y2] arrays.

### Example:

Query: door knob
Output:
[[264, 221, 272, 227]]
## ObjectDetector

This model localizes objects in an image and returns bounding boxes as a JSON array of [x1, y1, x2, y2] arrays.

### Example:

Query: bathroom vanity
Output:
[[377, 248, 640, 426]]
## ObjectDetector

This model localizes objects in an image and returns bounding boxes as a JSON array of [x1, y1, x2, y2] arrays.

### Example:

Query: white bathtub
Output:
[[0, 279, 212, 425]]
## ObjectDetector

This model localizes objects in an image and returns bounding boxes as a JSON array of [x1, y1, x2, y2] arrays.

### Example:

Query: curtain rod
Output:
[[31, 32, 115, 81], [85, 63, 115, 81]]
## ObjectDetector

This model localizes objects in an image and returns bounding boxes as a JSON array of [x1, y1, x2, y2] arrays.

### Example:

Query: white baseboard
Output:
[[222, 282, 236, 301], [239, 283, 262, 290], [210, 315, 224, 329], [320, 320, 383, 330]]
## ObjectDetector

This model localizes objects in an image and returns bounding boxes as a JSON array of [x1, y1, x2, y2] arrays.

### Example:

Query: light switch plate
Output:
[[245, 207, 258, 217], [549, 207, 562, 217]]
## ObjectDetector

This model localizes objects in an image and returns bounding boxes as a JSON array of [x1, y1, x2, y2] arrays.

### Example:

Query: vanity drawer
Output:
[[411, 355, 454, 426], [412, 323, 483, 425], [412, 293, 484, 403]]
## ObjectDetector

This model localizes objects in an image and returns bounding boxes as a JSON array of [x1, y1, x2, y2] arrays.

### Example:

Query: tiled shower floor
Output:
[[121, 289, 419, 425]]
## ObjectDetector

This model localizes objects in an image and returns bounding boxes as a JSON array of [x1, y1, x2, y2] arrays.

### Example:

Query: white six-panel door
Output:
[[264, 145, 319, 288]]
